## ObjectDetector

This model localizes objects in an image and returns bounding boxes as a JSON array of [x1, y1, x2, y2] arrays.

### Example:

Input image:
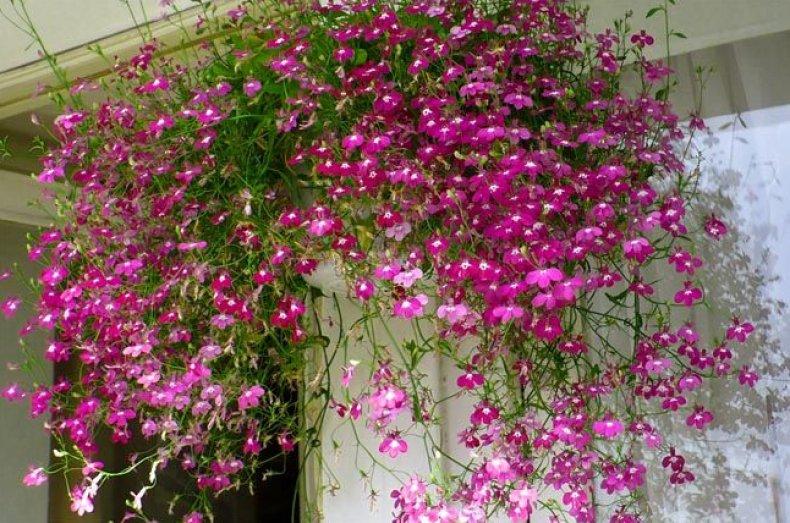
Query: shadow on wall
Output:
[[642, 115, 789, 522]]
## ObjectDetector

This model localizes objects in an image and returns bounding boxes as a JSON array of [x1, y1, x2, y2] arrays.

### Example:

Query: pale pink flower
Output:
[[393, 294, 429, 319], [22, 466, 47, 487]]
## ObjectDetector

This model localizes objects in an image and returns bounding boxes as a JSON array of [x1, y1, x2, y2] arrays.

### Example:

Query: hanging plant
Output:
[[0, 0, 759, 521]]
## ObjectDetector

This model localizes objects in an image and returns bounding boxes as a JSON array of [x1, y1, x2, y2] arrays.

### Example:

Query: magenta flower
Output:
[[238, 385, 265, 410], [1, 383, 25, 402], [456, 367, 484, 390], [492, 304, 524, 324], [470, 401, 500, 426], [437, 302, 469, 325], [726, 318, 754, 342], [393, 294, 428, 319], [278, 431, 295, 453], [525, 268, 564, 289], [354, 278, 375, 301], [686, 406, 714, 430], [738, 366, 759, 387], [243, 78, 262, 97], [1, 296, 21, 318], [379, 433, 408, 458], [704, 214, 728, 240], [674, 281, 703, 307], [592, 417, 624, 439]]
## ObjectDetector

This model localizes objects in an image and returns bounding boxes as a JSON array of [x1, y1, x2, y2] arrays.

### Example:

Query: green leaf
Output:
[[646, 6, 663, 18], [672, 31, 688, 39]]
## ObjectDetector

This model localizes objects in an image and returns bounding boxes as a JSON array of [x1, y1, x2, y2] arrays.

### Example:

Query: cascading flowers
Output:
[[1, 0, 759, 521]]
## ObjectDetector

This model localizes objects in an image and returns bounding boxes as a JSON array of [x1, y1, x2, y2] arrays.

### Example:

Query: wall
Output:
[[0, 220, 50, 523]]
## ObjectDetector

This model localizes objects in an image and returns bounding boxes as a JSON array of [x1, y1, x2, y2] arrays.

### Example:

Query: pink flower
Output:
[[593, 418, 624, 439], [1, 296, 21, 318], [122, 343, 152, 358], [22, 466, 47, 487], [507, 482, 537, 522], [1, 383, 25, 402], [726, 318, 754, 342], [70, 486, 95, 516], [238, 385, 265, 410], [379, 433, 408, 458], [354, 278, 375, 301], [738, 366, 759, 387], [341, 361, 358, 388], [385, 222, 412, 242], [704, 214, 728, 240], [674, 281, 703, 307], [492, 304, 524, 323], [525, 268, 564, 289], [470, 401, 500, 426], [437, 302, 469, 325], [40, 265, 68, 286], [392, 268, 423, 288], [686, 406, 713, 430], [278, 431, 295, 452], [243, 78, 262, 97], [341, 133, 364, 151], [393, 294, 428, 319], [456, 367, 484, 390], [623, 237, 654, 264]]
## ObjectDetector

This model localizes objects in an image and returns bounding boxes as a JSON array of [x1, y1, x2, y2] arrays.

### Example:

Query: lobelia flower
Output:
[[22, 466, 47, 487], [238, 385, 266, 410], [674, 281, 703, 307], [726, 317, 754, 342], [525, 268, 564, 289], [278, 431, 295, 453], [392, 268, 423, 288], [738, 366, 759, 387], [393, 294, 429, 319], [1, 296, 21, 318], [243, 79, 262, 97], [379, 432, 408, 458], [704, 214, 728, 240], [354, 278, 375, 301], [592, 417, 625, 439], [437, 302, 469, 325], [456, 367, 484, 390], [686, 406, 714, 430]]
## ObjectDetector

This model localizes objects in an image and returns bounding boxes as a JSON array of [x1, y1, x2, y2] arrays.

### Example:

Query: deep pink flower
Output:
[[592, 417, 624, 439], [686, 406, 714, 430], [525, 268, 564, 289], [456, 367, 484, 390], [470, 401, 500, 426], [674, 281, 703, 307], [354, 278, 375, 301], [726, 318, 754, 342], [704, 214, 728, 240], [1, 296, 21, 318], [379, 433, 408, 458], [738, 366, 759, 387]]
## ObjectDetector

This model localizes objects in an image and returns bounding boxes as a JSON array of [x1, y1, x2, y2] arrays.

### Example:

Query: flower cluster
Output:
[[1, 0, 759, 521]]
